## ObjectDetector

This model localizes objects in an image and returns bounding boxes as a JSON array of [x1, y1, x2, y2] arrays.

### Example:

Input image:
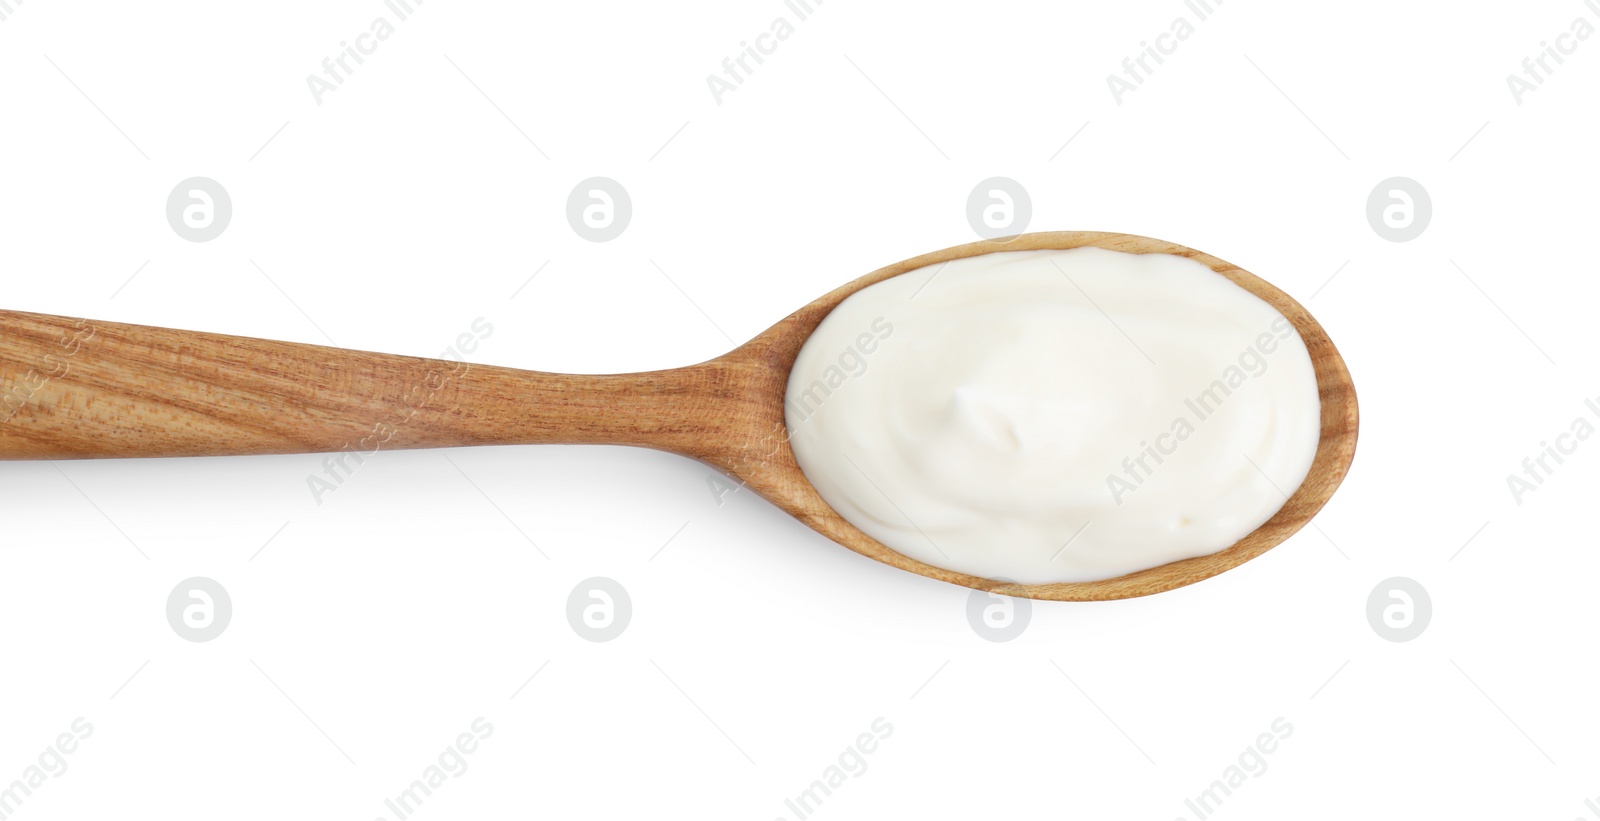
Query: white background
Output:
[[2, 0, 1598, 818]]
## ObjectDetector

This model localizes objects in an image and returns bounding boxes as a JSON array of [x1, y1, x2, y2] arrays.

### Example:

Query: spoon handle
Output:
[[0, 309, 721, 461]]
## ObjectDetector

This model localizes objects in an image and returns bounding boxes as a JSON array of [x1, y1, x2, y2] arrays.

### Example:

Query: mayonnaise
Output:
[[784, 247, 1321, 585]]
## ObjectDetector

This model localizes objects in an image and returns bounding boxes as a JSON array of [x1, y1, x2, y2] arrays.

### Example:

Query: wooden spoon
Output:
[[0, 231, 1356, 601]]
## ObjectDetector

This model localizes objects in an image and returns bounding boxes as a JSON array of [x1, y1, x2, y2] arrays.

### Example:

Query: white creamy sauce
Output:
[[784, 247, 1322, 584]]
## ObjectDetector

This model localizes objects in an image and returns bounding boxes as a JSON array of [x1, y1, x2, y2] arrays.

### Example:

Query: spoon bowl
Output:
[[0, 231, 1356, 600], [701, 231, 1356, 601]]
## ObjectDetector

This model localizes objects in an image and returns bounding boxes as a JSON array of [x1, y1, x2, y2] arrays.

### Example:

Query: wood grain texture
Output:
[[0, 232, 1356, 600]]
